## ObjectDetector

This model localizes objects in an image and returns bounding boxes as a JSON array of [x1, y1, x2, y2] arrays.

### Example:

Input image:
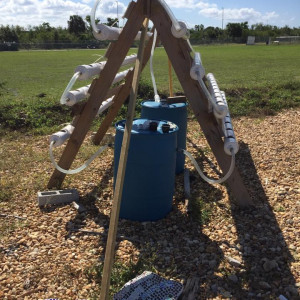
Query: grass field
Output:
[[0, 45, 300, 299], [0, 44, 300, 133]]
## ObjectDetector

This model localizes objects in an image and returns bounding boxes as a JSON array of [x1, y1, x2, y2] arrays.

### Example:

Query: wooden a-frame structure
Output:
[[47, 1, 253, 297], [48, 0, 252, 207]]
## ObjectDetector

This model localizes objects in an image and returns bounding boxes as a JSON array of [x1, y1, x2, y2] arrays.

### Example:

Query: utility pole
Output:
[[222, 7, 224, 30], [116, 1, 119, 27]]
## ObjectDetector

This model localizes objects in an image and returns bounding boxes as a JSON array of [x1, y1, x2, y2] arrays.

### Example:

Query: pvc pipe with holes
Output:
[[65, 68, 132, 106], [75, 54, 137, 81]]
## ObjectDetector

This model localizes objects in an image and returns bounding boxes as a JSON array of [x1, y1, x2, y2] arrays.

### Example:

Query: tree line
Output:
[[1, 15, 300, 51]]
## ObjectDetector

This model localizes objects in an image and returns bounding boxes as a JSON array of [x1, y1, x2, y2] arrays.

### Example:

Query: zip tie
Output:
[[181, 148, 235, 184], [49, 141, 110, 174]]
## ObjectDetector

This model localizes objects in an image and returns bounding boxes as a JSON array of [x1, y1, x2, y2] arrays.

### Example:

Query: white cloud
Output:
[[164, 0, 279, 25], [199, 7, 279, 24], [0, 0, 125, 28], [0, 0, 281, 29]]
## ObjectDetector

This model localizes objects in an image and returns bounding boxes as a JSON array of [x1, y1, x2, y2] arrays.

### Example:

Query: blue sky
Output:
[[0, 0, 299, 29]]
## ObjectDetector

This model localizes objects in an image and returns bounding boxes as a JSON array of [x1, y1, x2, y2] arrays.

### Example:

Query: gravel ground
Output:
[[0, 108, 299, 299]]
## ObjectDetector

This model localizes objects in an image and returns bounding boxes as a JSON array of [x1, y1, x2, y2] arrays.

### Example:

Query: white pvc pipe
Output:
[[65, 68, 131, 106], [206, 73, 228, 119], [75, 54, 137, 81], [221, 91, 239, 155], [97, 96, 114, 116], [112, 68, 132, 85], [66, 85, 91, 106], [75, 63, 105, 81], [49, 124, 74, 147]]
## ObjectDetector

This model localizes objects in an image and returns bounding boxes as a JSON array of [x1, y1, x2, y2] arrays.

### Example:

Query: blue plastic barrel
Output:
[[141, 100, 187, 174], [114, 118, 178, 221]]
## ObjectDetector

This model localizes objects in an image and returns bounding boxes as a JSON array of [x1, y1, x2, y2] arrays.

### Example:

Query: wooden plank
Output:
[[123, 1, 136, 19], [151, 1, 253, 207], [184, 168, 191, 212], [92, 71, 133, 145], [99, 18, 149, 300], [179, 277, 200, 300], [93, 28, 159, 145], [168, 59, 174, 97], [47, 0, 146, 189], [71, 85, 122, 117]]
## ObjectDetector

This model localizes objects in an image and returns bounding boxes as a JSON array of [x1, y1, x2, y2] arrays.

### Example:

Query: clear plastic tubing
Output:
[[91, 0, 101, 33], [190, 52, 205, 80], [149, 29, 160, 102], [182, 148, 236, 184], [49, 141, 109, 174], [158, 0, 181, 31], [60, 72, 80, 104]]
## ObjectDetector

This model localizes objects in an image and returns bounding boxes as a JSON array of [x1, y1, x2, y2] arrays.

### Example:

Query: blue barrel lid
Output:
[[115, 118, 178, 135], [142, 100, 187, 109]]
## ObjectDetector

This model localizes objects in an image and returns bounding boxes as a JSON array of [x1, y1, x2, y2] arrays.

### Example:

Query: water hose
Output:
[[49, 141, 110, 174], [150, 29, 160, 102], [181, 148, 236, 184], [60, 72, 80, 104], [91, 0, 101, 33]]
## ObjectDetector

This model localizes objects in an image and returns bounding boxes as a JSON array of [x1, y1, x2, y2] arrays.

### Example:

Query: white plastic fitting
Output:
[[206, 73, 228, 119], [221, 91, 239, 155], [190, 52, 205, 80], [171, 21, 189, 39], [93, 23, 122, 40], [49, 124, 75, 147]]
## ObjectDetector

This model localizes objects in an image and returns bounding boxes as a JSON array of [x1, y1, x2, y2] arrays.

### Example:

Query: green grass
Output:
[[0, 44, 300, 133], [85, 252, 157, 298]]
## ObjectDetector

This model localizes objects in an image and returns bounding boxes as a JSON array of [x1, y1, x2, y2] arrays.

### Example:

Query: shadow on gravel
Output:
[[225, 142, 299, 299], [62, 151, 228, 298], [64, 163, 115, 241]]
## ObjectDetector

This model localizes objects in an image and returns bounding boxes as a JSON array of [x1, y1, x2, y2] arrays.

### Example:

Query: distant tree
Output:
[[204, 26, 222, 39], [281, 25, 292, 35], [68, 15, 86, 35], [226, 22, 248, 38], [104, 18, 118, 27], [0, 25, 19, 42], [85, 15, 100, 30], [194, 24, 204, 31], [0, 25, 19, 50]]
